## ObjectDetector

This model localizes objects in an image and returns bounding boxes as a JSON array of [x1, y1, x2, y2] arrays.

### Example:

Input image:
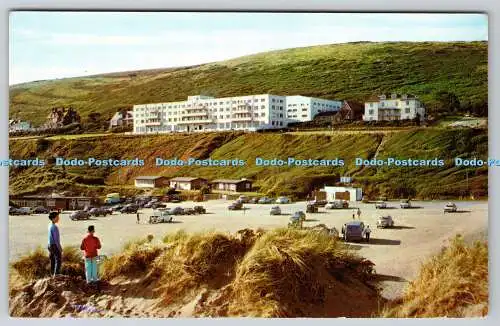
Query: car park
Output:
[[270, 206, 281, 215], [376, 215, 395, 228], [375, 201, 388, 209], [70, 211, 90, 221], [275, 196, 290, 204], [444, 202, 458, 213], [400, 199, 412, 209], [258, 197, 273, 204], [341, 221, 371, 242]]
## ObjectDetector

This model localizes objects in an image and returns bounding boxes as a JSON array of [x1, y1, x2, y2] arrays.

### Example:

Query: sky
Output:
[[9, 12, 488, 85]]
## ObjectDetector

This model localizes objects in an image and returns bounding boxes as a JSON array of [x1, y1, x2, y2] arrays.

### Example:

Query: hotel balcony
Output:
[[177, 118, 215, 125], [144, 121, 161, 126], [231, 116, 254, 122], [182, 111, 209, 117]]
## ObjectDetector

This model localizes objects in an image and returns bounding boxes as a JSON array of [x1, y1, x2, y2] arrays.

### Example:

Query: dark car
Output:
[[32, 206, 50, 214], [111, 204, 124, 212], [70, 211, 90, 221], [228, 201, 243, 210], [341, 221, 371, 242], [306, 204, 318, 213], [311, 200, 327, 207], [193, 206, 206, 214], [151, 202, 167, 209], [183, 208, 196, 215], [120, 204, 139, 214], [89, 207, 110, 217], [249, 197, 259, 204]]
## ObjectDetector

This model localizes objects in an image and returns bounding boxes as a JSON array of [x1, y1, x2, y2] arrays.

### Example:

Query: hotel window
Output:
[[272, 99, 276, 103], [279, 99, 283, 103], [261, 99, 265, 102], [405, 108, 410, 113], [369, 109, 374, 115], [272, 105, 275, 109], [254, 99, 258, 102], [261, 113, 265, 117], [261, 105, 265, 109], [406, 100, 410, 105]]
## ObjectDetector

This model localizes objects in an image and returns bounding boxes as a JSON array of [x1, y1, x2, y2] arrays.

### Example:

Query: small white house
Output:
[[363, 93, 425, 122], [134, 176, 169, 188], [322, 186, 363, 202]]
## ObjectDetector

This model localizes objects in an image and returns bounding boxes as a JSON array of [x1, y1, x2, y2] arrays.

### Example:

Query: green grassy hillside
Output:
[[10, 41, 487, 126], [9, 129, 487, 199]]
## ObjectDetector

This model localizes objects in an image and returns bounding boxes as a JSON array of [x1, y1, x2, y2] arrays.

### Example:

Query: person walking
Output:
[[80, 225, 102, 284], [365, 225, 371, 242], [357, 208, 361, 219], [136, 212, 140, 224], [48, 211, 62, 277], [352, 213, 355, 220]]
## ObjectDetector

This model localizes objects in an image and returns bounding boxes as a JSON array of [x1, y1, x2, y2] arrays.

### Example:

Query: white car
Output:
[[376, 215, 395, 228], [258, 197, 273, 204], [444, 202, 457, 213], [375, 201, 387, 209], [325, 200, 347, 209], [270, 206, 281, 215], [275, 197, 290, 204], [149, 209, 173, 224], [400, 199, 411, 209], [238, 195, 249, 203]]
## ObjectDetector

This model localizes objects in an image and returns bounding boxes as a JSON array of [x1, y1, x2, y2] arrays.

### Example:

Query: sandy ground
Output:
[[9, 199, 488, 300]]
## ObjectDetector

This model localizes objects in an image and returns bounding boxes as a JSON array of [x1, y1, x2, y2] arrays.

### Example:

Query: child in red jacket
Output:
[[80, 225, 102, 284]]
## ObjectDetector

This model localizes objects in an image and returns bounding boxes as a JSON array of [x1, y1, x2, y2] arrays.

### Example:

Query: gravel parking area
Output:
[[9, 199, 487, 299]]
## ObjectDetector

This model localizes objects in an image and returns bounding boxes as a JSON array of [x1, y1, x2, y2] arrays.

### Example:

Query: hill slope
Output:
[[9, 129, 488, 199], [9, 41, 487, 125]]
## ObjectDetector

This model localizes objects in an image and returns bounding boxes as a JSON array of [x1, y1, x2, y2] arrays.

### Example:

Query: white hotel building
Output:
[[132, 94, 342, 134], [362, 93, 425, 122]]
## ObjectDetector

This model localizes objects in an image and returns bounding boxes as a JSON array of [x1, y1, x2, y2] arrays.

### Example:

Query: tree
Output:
[[435, 91, 460, 114]]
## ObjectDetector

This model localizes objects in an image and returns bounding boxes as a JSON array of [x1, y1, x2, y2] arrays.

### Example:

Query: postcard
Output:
[[8, 11, 488, 318]]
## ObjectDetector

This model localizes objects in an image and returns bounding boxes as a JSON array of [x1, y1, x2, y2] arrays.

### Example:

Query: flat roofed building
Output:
[[285, 95, 342, 123], [169, 177, 208, 191], [132, 93, 341, 134], [134, 176, 169, 188], [321, 186, 363, 202], [211, 178, 253, 192]]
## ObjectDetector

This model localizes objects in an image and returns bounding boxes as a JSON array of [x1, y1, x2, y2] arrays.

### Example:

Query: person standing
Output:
[[352, 213, 355, 220], [48, 211, 62, 277], [136, 212, 140, 224], [80, 225, 102, 284], [357, 208, 361, 219]]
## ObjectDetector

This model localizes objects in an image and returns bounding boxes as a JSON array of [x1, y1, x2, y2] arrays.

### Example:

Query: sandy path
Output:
[[9, 200, 487, 300]]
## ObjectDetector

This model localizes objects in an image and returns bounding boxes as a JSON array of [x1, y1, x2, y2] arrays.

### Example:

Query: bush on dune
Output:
[[228, 228, 377, 317], [384, 235, 488, 317], [11, 246, 84, 281]]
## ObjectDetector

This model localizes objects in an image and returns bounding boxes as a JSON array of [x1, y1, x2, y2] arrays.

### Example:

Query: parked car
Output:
[[238, 195, 249, 203], [70, 211, 90, 221], [275, 196, 290, 204], [183, 208, 196, 215], [167, 206, 185, 215], [444, 202, 458, 213], [376, 215, 395, 228], [111, 204, 124, 212], [311, 199, 327, 207], [120, 204, 139, 214], [325, 200, 348, 209], [9, 207, 24, 215], [400, 199, 412, 209], [148, 209, 173, 224], [31, 206, 49, 214], [89, 207, 110, 217], [375, 201, 388, 209], [258, 197, 273, 204], [288, 211, 306, 228], [306, 204, 318, 213], [341, 221, 371, 242], [193, 206, 206, 214], [378, 196, 388, 202], [151, 202, 167, 209], [249, 197, 259, 204], [16, 207, 32, 215], [270, 206, 281, 215], [228, 201, 243, 210]]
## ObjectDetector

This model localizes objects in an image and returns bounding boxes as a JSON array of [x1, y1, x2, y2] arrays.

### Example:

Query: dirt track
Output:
[[9, 200, 488, 300]]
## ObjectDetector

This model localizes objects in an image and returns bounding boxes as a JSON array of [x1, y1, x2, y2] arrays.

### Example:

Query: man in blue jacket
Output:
[[48, 211, 62, 277]]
